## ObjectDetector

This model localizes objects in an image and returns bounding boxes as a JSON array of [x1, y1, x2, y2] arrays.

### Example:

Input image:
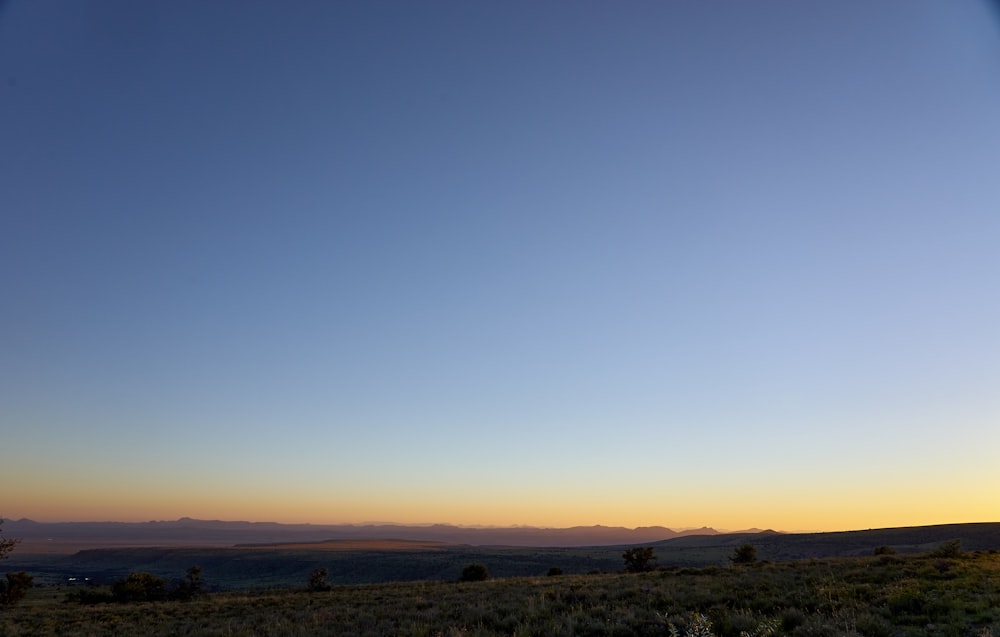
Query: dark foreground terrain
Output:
[[4, 550, 1000, 636]]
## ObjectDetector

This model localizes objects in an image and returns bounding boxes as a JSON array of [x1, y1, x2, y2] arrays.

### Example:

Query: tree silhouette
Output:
[[170, 565, 205, 600], [0, 518, 33, 606], [112, 572, 168, 603], [622, 547, 657, 573], [0, 519, 18, 563], [731, 543, 757, 565], [459, 563, 490, 582], [0, 572, 33, 606], [308, 567, 332, 592]]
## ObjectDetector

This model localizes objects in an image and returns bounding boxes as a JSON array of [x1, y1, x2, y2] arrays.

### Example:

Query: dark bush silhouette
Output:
[[111, 572, 167, 603], [67, 588, 115, 605], [547, 567, 563, 576], [930, 540, 962, 558], [622, 547, 657, 573], [307, 567, 332, 592], [459, 563, 489, 582], [873, 545, 897, 556], [0, 571, 33, 606], [0, 519, 18, 563], [0, 520, 32, 606], [170, 565, 205, 600], [731, 543, 757, 565], [70, 567, 204, 604]]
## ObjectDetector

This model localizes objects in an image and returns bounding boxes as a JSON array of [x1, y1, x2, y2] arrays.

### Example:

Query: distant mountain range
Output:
[[4, 518, 767, 552]]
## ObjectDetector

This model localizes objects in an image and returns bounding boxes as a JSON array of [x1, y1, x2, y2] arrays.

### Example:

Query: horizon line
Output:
[[5, 515, 796, 533], [15, 516, 999, 535]]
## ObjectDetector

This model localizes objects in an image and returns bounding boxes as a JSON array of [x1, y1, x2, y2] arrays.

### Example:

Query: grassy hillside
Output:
[[657, 523, 1000, 560], [4, 551, 1000, 636]]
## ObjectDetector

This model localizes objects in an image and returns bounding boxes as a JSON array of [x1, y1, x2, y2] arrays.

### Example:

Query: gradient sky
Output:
[[2, 1, 999, 532]]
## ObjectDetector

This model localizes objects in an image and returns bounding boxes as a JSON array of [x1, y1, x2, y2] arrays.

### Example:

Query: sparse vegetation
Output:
[[66, 567, 206, 605], [0, 571, 33, 606], [307, 567, 332, 592], [0, 519, 18, 563], [730, 543, 757, 565], [663, 612, 779, 637], [622, 546, 657, 572], [170, 565, 205, 600], [110, 571, 167, 602], [0, 518, 33, 606], [4, 549, 1000, 635], [459, 563, 489, 582], [931, 539, 963, 558]]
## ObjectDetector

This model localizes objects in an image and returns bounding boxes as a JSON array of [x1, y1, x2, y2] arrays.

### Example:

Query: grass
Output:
[[4, 551, 1000, 636]]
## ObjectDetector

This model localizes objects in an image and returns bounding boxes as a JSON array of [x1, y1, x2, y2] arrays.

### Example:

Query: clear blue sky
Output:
[[2, 1, 999, 530]]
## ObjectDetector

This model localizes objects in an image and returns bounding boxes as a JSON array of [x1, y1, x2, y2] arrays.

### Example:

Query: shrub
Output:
[[855, 611, 894, 637], [0, 519, 18, 563], [67, 588, 115, 605], [0, 571, 33, 606], [930, 540, 962, 558], [170, 565, 205, 600], [547, 567, 563, 576], [623, 547, 657, 573], [873, 545, 896, 556], [307, 567, 332, 592], [888, 587, 926, 616], [459, 563, 489, 582], [731, 544, 757, 565], [780, 607, 806, 631], [0, 517, 30, 605], [111, 572, 167, 603], [664, 612, 715, 637]]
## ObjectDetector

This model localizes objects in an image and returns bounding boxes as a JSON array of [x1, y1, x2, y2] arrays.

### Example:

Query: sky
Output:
[[2, 1, 999, 533]]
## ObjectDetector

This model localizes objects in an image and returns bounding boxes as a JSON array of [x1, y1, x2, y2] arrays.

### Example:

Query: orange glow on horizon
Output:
[[7, 458, 996, 531], [7, 491, 997, 533]]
